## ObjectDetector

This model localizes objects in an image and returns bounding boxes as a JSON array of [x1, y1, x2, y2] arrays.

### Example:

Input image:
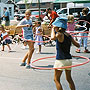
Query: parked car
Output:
[[56, 7, 85, 18], [14, 11, 25, 21], [31, 11, 45, 21], [14, 10, 45, 21]]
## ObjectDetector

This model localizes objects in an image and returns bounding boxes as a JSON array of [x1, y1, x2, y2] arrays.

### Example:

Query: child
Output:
[[51, 17, 80, 90], [16, 9, 34, 69], [67, 15, 75, 33], [0, 25, 12, 52], [34, 21, 43, 54]]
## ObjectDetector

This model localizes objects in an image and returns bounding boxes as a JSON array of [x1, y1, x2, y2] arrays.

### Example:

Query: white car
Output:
[[56, 7, 85, 18]]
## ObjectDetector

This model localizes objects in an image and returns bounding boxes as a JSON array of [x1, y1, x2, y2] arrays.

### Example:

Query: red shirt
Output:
[[50, 11, 59, 20]]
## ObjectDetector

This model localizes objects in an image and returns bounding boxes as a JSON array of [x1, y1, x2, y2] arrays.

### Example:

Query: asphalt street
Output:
[[0, 41, 90, 90], [0, 20, 90, 90]]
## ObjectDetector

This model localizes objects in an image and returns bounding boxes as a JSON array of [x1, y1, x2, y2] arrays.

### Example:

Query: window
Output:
[[19, 4, 25, 9], [60, 9, 67, 14], [75, 8, 84, 12], [31, 11, 41, 15], [41, 3, 46, 6], [69, 8, 75, 14], [32, 3, 37, 7], [9, 7, 12, 16]]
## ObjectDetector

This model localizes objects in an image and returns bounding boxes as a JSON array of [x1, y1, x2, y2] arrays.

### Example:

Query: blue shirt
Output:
[[56, 33, 72, 60], [18, 18, 33, 40], [3, 10, 9, 21]]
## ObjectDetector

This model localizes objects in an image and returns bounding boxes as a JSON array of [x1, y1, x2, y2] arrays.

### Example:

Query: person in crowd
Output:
[[67, 15, 75, 33], [34, 21, 43, 54], [3, 7, 10, 26], [16, 9, 34, 69], [46, 7, 59, 27], [51, 17, 80, 90], [76, 7, 90, 53], [0, 25, 12, 52]]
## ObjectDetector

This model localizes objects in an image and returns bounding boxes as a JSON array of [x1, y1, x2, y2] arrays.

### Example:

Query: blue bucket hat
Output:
[[52, 17, 67, 29]]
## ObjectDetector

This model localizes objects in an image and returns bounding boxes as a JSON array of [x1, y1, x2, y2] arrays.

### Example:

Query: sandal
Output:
[[76, 49, 80, 53]]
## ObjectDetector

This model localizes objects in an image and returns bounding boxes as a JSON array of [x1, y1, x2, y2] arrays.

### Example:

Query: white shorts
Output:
[[54, 59, 72, 70]]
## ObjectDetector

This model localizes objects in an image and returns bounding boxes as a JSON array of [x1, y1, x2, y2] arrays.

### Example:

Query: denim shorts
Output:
[[24, 35, 33, 40], [2, 39, 12, 45]]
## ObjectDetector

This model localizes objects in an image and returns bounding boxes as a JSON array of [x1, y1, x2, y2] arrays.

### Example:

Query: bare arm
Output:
[[49, 19, 54, 27], [71, 37, 80, 48], [51, 27, 64, 43], [51, 27, 56, 40], [16, 24, 30, 28]]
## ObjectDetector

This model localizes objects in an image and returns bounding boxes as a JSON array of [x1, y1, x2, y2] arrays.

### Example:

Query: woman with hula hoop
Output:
[[75, 8, 90, 53], [16, 10, 34, 69], [51, 17, 80, 90]]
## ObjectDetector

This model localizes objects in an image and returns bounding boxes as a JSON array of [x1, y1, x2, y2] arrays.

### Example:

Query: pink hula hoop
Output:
[[70, 31, 90, 35], [72, 35, 90, 37], [75, 20, 90, 25], [30, 56, 90, 70], [70, 20, 90, 35]]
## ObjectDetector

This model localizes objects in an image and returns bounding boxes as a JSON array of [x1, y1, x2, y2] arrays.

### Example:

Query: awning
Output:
[[53, 0, 90, 3], [53, 0, 72, 3], [73, 0, 90, 3]]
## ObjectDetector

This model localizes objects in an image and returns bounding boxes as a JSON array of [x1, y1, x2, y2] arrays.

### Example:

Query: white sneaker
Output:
[[36, 51, 41, 54]]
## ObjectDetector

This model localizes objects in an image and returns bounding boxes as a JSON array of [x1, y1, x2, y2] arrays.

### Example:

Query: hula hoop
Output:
[[75, 20, 90, 25], [24, 35, 50, 43], [70, 20, 90, 35], [30, 56, 90, 70], [70, 31, 90, 35], [72, 35, 90, 37]]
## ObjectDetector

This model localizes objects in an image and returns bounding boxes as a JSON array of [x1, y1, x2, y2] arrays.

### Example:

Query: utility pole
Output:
[[25, 0, 28, 9], [38, 0, 40, 21]]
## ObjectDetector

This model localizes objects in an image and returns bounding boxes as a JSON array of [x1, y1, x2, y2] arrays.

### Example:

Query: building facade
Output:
[[0, 2, 14, 19]]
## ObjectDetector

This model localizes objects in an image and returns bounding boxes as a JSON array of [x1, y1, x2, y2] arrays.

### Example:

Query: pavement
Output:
[[0, 41, 90, 90], [0, 20, 90, 90]]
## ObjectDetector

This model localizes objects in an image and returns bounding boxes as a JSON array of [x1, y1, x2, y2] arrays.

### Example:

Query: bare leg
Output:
[[22, 52, 28, 63], [2, 45, 4, 51], [54, 69, 63, 90], [39, 45, 41, 52], [27, 42, 34, 65], [65, 70, 76, 90], [7, 44, 11, 51]]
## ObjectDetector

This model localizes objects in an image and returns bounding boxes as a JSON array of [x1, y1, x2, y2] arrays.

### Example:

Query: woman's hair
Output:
[[25, 9, 31, 14], [82, 8, 89, 15], [67, 15, 74, 23], [58, 27, 65, 33], [0, 25, 4, 30]]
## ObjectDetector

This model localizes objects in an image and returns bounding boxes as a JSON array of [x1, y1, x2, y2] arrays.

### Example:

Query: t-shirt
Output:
[[78, 15, 89, 31], [17, 18, 33, 39], [67, 22, 75, 32], [4, 10, 9, 21], [1, 32, 9, 40], [50, 11, 59, 20], [86, 13, 90, 28]]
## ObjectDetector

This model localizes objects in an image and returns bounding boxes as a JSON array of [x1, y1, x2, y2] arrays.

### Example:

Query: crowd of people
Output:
[[0, 7, 90, 90]]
